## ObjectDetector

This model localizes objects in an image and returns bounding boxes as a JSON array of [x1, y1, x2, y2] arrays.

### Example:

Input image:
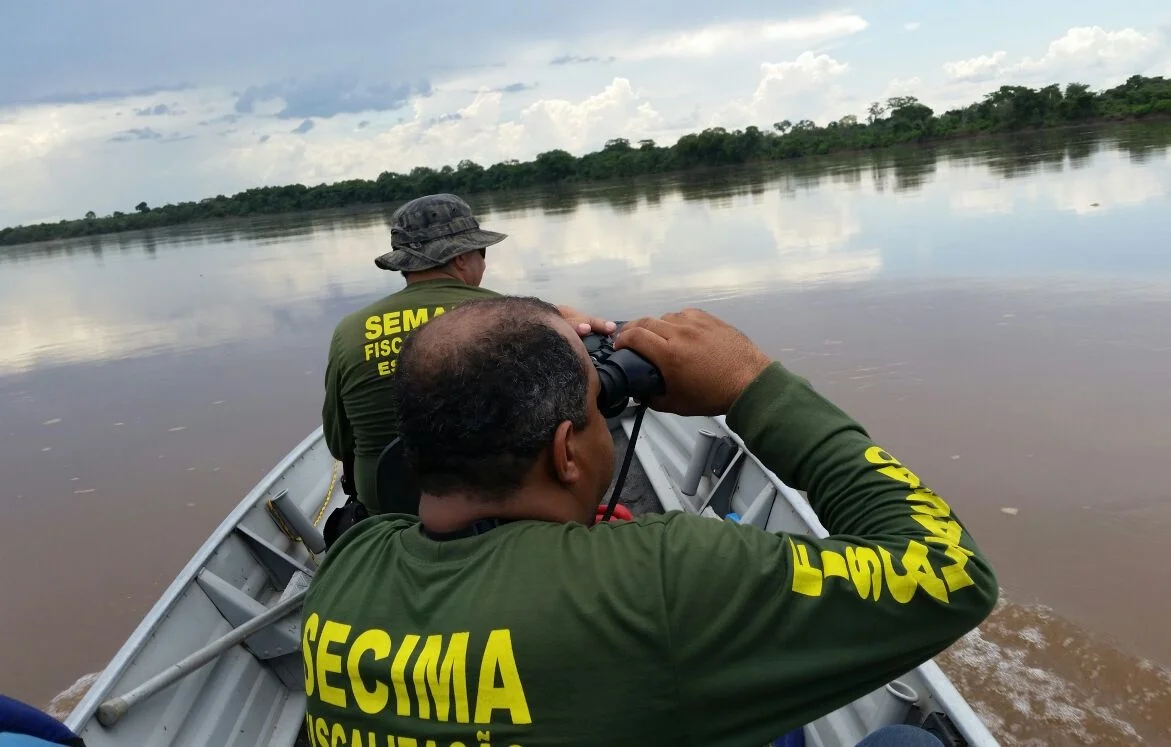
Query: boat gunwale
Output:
[[64, 426, 327, 733]]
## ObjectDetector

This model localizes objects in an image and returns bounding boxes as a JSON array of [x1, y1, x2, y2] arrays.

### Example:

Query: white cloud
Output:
[[904, 22, 922, 32], [943, 26, 1165, 84], [516, 78, 666, 152], [757, 52, 850, 93], [712, 51, 852, 129], [755, 52, 850, 120], [943, 51, 1010, 83], [1019, 26, 1162, 75], [622, 12, 868, 61], [0, 86, 268, 223]]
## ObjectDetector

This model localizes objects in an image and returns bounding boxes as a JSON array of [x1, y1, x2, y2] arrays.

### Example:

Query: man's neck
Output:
[[418, 484, 591, 533], [405, 268, 465, 285]]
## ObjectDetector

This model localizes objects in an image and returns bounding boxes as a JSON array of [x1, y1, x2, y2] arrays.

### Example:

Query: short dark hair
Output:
[[390, 296, 590, 501], [400, 248, 484, 279]]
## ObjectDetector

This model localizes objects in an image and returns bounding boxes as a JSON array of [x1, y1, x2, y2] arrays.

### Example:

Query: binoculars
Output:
[[582, 326, 665, 418]]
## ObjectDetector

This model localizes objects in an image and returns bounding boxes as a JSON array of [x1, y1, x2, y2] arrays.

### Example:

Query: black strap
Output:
[[340, 454, 357, 498], [599, 403, 647, 523], [322, 495, 370, 551]]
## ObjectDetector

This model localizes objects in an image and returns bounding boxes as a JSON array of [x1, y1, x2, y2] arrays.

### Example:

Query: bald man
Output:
[[302, 296, 997, 747]]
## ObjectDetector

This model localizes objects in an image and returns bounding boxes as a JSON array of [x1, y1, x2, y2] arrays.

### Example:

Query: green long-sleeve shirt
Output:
[[322, 279, 500, 511], [301, 362, 998, 747]]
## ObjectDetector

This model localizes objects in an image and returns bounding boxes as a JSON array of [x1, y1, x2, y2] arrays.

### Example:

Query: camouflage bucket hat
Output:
[[374, 193, 507, 272]]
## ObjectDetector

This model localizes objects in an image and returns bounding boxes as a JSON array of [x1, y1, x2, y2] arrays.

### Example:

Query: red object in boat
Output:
[[595, 503, 634, 523]]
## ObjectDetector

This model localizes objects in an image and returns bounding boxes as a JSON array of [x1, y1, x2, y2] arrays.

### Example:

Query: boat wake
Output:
[[45, 671, 100, 721], [939, 592, 1171, 746]]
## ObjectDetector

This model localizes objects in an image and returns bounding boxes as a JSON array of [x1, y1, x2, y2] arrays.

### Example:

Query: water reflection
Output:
[[1, 123, 1170, 375]]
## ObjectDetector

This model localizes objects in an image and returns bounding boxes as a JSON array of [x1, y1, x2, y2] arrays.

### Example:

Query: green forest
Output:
[[3, 74, 1170, 247]]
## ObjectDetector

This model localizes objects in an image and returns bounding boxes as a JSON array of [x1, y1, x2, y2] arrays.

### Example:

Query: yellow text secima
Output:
[[303, 618, 531, 725]]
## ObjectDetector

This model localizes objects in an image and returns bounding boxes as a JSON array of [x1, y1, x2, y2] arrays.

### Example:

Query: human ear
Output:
[[550, 420, 581, 486]]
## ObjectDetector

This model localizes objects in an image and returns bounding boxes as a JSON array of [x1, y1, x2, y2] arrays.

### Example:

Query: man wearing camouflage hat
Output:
[[321, 193, 614, 517]]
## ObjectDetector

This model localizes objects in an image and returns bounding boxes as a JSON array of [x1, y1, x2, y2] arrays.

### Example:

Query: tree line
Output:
[[3, 121, 1168, 265], [3, 74, 1170, 248]]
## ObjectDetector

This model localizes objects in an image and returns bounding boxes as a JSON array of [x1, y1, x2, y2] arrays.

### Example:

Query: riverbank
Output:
[[2, 75, 1169, 248], [5, 119, 1170, 267]]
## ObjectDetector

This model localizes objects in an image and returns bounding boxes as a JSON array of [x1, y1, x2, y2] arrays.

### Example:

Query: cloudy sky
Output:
[[2, 0, 1169, 227]]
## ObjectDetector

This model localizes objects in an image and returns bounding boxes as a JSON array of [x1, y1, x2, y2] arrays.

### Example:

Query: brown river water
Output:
[[2, 124, 1170, 745]]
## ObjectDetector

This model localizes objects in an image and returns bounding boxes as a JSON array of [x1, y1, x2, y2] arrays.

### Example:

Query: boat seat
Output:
[[374, 437, 422, 516], [0, 736, 77, 747], [0, 694, 84, 747]]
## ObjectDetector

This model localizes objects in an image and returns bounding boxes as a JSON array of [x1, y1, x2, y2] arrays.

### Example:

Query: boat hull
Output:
[[65, 428, 341, 747], [65, 411, 999, 746]]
